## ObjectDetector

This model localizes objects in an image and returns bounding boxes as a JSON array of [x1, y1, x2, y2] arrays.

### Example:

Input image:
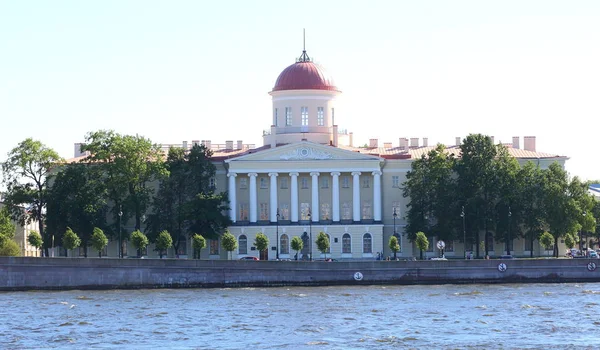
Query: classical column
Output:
[[290, 172, 299, 222], [310, 172, 320, 222], [248, 173, 258, 223], [227, 172, 237, 222], [352, 171, 361, 222], [331, 172, 340, 222], [373, 170, 382, 221], [269, 172, 278, 222]]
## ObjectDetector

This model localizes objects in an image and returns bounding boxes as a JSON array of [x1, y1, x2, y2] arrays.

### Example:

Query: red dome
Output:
[[272, 61, 339, 92]]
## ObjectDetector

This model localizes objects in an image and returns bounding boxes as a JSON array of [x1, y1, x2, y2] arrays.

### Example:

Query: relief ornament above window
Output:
[[279, 147, 336, 160]]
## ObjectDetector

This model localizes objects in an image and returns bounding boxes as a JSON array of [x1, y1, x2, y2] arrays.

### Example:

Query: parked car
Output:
[[589, 251, 598, 259], [239, 256, 259, 261]]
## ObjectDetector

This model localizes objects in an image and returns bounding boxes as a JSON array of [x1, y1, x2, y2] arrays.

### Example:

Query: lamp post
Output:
[[308, 210, 312, 261], [506, 206, 512, 256], [118, 205, 123, 258], [393, 209, 398, 260], [581, 211, 587, 254], [276, 209, 280, 260], [461, 206, 466, 259]]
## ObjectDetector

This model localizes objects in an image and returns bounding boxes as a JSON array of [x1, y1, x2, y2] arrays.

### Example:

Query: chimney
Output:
[[455, 137, 461, 146], [74, 143, 84, 157], [237, 140, 243, 150], [423, 138, 428, 147], [512, 136, 519, 149], [332, 125, 339, 147], [410, 138, 419, 147], [524, 136, 536, 152], [182, 141, 188, 150], [349, 132, 354, 147], [383, 142, 392, 148], [369, 139, 378, 148], [225, 140, 233, 151], [399, 138, 408, 151]]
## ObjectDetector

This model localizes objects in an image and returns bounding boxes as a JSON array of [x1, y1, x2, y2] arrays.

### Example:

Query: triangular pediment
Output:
[[226, 141, 382, 163]]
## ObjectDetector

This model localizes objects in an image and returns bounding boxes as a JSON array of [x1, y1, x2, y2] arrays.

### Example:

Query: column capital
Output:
[[310, 172, 320, 177], [248, 172, 258, 177], [351, 171, 362, 176], [330, 171, 341, 177], [227, 172, 237, 178], [372, 170, 382, 176], [289, 172, 299, 177], [268, 172, 279, 177]]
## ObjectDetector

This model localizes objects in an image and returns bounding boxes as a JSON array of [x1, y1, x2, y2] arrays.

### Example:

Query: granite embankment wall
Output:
[[1, 257, 600, 291]]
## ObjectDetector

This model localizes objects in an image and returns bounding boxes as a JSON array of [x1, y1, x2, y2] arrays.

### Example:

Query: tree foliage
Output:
[[221, 230, 237, 260], [62, 228, 81, 252], [0, 240, 20, 256], [28, 230, 43, 254], [155, 230, 173, 259], [316, 231, 330, 259], [291, 236, 303, 260], [192, 234, 206, 259], [389, 235, 400, 260], [254, 232, 269, 253], [130, 230, 149, 257], [539, 231, 554, 256], [415, 231, 428, 260], [1, 138, 61, 256], [90, 227, 108, 258], [0, 207, 15, 247]]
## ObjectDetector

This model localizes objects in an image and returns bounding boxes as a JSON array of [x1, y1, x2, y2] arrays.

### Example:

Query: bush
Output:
[[0, 240, 21, 256], [62, 228, 81, 252], [90, 227, 108, 258], [130, 230, 149, 257], [155, 230, 173, 259], [221, 231, 237, 260], [192, 234, 206, 259]]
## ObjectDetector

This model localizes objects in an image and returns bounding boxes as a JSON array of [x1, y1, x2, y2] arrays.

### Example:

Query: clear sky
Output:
[[1, 0, 599, 181]]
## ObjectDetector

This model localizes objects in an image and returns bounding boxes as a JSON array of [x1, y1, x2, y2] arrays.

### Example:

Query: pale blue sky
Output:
[[1, 1, 599, 181]]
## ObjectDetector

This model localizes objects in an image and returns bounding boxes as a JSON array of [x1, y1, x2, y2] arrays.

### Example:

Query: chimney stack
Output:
[[332, 125, 339, 147], [225, 140, 233, 151], [182, 141, 188, 150], [369, 139, 378, 148], [399, 138, 408, 151], [349, 132, 354, 147], [524, 136, 536, 152], [512, 136, 519, 149], [410, 138, 419, 148], [455, 137, 461, 146], [237, 140, 243, 150], [423, 138, 428, 147]]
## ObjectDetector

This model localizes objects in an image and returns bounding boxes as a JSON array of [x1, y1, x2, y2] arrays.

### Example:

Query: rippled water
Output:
[[2, 283, 600, 349]]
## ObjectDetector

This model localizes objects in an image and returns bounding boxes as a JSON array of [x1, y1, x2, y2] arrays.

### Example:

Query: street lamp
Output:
[[307, 210, 312, 261], [581, 211, 587, 254], [276, 208, 280, 260], [393, 209, 398, 260], [461, 206, 466, 259], [506, 206, 512, 256], [118, 205, 123, 259]]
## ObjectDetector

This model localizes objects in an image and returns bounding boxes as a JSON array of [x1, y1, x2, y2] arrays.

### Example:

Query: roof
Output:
[[272, 61, 339, 92]]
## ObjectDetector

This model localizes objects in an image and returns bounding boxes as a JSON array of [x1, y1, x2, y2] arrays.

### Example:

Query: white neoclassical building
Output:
[[72, 46, 569, 260]]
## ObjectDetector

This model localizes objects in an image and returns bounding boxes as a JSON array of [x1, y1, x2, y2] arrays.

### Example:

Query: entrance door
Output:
[[260, 249, 268, 261]]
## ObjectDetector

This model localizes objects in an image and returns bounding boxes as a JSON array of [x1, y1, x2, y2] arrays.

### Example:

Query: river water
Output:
[[1, 283, 600, 349]]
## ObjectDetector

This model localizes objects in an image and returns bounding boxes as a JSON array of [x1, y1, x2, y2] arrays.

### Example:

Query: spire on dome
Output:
[[297, 28, 311, 62]]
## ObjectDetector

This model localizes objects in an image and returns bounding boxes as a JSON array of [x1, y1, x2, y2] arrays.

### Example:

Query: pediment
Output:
[[226, 141, 381, 163]]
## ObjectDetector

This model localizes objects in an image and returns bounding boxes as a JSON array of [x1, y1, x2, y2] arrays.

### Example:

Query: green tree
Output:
[[415, 231, 429, 260], [90, 227, 108, 258], [130, 230, 149, 257], [221, 230, 237, 260], [27, 230, 43, 255], [564, 233, 575, 250], [0, 240, 20, 256], [291, 236, 303, 260], [254, 232, 269, 258], [389, 235, 400, 260], [518, 162, 547, 257], [155, 230, 173, 259], [192, 234, 206, 259], [316, 232, 330, 260], [539, 231, 554, 257], [62, 227, 81, 254], [0, 207, 15, 247], [2, 138, 61, 256]]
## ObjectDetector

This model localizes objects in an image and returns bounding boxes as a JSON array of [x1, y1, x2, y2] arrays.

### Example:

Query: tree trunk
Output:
[[99, 251, 102, 258], [420, 249, 423, 260]]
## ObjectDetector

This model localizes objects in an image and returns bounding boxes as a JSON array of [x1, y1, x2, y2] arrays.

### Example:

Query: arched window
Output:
[[238, 235, 247, 254], [326, 234, 331, 254], [280, 234, 289, 254], [342, 233, 351, 254], [363, 233, 372, 253]]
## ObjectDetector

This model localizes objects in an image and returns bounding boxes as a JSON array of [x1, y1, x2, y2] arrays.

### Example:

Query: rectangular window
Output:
[[240, 178, 248, 189], [362, 177, 370, 188], [392, 176, 399, 188], [342, 176, 350, 188], [342, 202, 351, 220], [209, 177, 216, 189], [274, 108, 278, 126], [280, 177, 288, 189], [286, 107, 292, 126], [260, 177, 268, 189], [210, 239, 219, 255], [362, 201, 372, 220], [239, 203, 248, 221], [445, 240, 454, 252], [260, 203, 269, 220], [486, 235, 494, 252], [317, 107, 324, 126], [321, 177, 329, 189], [320, 203, 331, 220], [239, 235, 247, 254], [300, 203, 310, 220], [301, 177, 309, 189], [177, 238, 187, 256], [301, 106, 308, 126], [280, 204, 289, 220], [342, 234, 351, 253], [280, 234, 289, 254], [392, 201, 401, 218]]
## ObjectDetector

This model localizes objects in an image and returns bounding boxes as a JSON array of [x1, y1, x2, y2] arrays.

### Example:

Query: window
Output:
[[301, 177, 309, 189], [79, 246, 86, 257], [274, 108, 278, 126], [392, 201, 401, 218], [321, 203, 331, 220], [300, 203, 310, 220], [210, 239, 219, 255], [362, 201, 372, 220], [259, 203, 269, 220], [280, 234, 289, 254], [177, 238, 186, 256], [286, 107, 292, 126], [317, 107, 324, 126], [321, 177, 329, 188], [239, 203, 248, 221], [342, 233, 351, 253], [507, 239, 513, 252], [301, 106, 308, 126], [486, 234, 494, 252], [239, 235, 247, 254], [363, 233, 372, 253], [260, 177, 268, 189], [392, 176, 399, 188], [209, 177, 216, 189], [342, 202, 351, 220], [342, 176, 350, 188], [362, 177, 370, 188], [240, 178, 248, 189], [280, 204, 289, 220], [280, 177, 288, 189], [445, 240, 454, 252]]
